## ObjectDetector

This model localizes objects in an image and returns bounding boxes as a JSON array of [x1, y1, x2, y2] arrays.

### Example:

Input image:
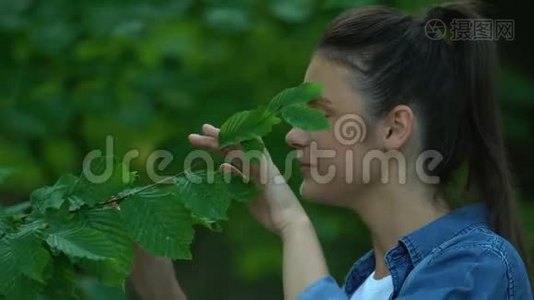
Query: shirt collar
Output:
[[343, 249, 375, 294], [343, 202, 490, 295], [398, 202, 490, 266]]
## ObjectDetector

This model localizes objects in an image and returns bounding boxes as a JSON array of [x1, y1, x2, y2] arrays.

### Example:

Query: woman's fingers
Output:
[[202, 124, 220, 138], [188, 124, 222, 150], [188, 133, 219, 150], [191, 123, 270, 176], [219, 162, 243, 177], [190, 123, 243, 154], [188, 126, 244, 171]]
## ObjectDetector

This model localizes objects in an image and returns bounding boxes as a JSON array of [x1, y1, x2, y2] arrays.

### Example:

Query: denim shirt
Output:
[[297, 203, 533, 300]]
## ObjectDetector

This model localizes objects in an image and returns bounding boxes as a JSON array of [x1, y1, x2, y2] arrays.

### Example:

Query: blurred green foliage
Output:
[[1, 0, 533, 299]]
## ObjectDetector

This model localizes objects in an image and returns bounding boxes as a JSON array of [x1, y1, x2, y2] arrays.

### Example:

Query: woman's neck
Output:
[[349, 182, 450, 279]]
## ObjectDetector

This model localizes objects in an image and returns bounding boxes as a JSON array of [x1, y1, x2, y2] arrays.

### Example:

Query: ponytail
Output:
[[425, 0, 530, 274]]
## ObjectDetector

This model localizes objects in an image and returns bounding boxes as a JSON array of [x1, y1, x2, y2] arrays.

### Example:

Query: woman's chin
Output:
[[299, 180, 324, 203], [299, 179, 350, 206]]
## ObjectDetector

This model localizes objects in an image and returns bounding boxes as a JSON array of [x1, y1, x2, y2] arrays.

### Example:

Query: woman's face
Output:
[[285, 54, 384, 207]]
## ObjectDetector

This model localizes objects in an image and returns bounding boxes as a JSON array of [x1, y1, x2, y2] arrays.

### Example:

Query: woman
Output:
[[131, 1, 533, 299]]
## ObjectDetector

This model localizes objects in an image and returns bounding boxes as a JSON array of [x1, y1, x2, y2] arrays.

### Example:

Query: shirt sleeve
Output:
[[296, 275, 349, 300], [396, 246, 520, 299]]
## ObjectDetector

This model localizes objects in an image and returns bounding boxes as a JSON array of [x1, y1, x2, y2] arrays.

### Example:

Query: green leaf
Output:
[[0, 239, 20, 294], [79, 258, 127, 288], [281, 104, 330, 131], [16, 218, 47, 237], [241, 138, 265, 153], [120, 189, 194, 259], [42, 256, 78, 300], [0, 235, 44, 298], [30, 174, 77, 213], [0, 209, 12, 235], [219, 107, 281, 148], [8, 232, 51, 282], [2, 201, 30, 217], [71, 157, 134, 207], [191, 214, 223, 232], [225, 172, 261, 204], [77, 208, 134, 286], [241, 138, 265, 162], [175, 170, 231, 221], [46, 225, 115, 261], [2, 274, 42, 300], [267, 82, 323, 113]]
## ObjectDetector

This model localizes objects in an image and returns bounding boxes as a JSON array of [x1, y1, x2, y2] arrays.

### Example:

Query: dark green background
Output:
[[1, 0, 533, 298]]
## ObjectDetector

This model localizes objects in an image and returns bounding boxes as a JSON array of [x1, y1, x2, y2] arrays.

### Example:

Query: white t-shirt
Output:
[[350, 270, 393, 300]]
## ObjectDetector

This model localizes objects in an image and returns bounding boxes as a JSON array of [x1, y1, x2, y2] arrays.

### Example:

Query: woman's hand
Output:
[[130, 245, 187, 300], [189, 124, 329, 300], [188, 124, 310, 236]]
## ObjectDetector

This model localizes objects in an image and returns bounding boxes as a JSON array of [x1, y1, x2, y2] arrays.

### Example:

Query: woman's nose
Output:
[[285, 128, 310, 149]]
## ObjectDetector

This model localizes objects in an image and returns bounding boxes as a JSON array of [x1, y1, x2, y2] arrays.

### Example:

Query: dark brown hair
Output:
[[316, 1, 530, 268]]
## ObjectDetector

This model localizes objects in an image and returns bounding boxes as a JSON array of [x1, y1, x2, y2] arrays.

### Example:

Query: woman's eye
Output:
[[308, 102, 332, 118]]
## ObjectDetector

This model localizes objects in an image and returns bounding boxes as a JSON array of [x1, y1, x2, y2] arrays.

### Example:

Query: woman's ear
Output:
[[381, 105, 414, 150]]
